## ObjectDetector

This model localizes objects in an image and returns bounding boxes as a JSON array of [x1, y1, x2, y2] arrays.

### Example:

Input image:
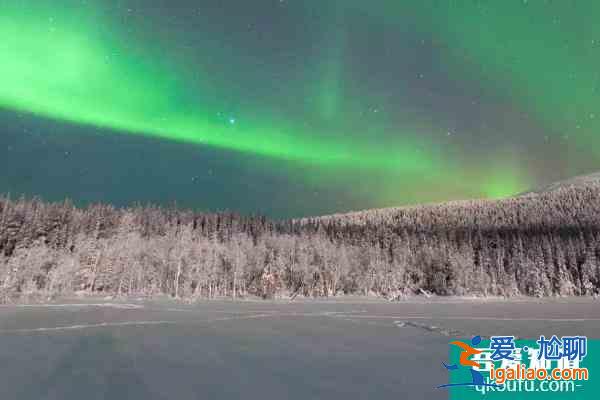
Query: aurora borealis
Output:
[[1, 0, 600, 217]]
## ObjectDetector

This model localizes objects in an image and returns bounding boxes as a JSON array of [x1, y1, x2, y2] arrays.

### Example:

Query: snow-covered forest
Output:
[[1, 185, 599, 302]]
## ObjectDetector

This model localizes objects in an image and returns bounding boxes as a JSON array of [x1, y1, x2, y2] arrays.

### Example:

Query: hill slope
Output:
[[306, 173, 600, 231], [520, 171, 600, 196]]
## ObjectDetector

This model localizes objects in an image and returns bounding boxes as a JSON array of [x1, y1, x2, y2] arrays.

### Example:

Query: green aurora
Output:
[[1, 1, 598, 215], [1, 3, 443, 169]]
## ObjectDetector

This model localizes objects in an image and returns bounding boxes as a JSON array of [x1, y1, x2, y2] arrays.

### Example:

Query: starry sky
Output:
[[1, 0, 599, 217]]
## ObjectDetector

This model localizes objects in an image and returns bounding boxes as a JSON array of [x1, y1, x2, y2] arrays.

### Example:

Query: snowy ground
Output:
[[0, 297, 598, 399]]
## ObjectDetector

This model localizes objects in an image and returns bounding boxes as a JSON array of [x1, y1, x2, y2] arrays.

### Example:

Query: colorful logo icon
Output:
[[437, 335, 501, 389]]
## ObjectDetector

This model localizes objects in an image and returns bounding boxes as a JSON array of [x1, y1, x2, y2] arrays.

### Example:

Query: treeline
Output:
[[1, 185, 599, 302]]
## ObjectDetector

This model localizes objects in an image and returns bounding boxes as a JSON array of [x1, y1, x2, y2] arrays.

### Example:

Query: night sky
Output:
[[1, 1, 599, 217]]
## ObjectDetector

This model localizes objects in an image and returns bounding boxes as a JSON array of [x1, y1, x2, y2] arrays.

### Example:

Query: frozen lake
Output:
[[1, 297, 599, 400]]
